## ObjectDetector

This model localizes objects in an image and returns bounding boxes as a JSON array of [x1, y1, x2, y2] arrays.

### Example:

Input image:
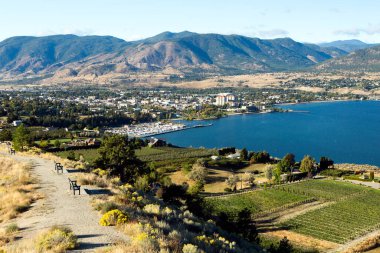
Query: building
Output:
[[215, 93, 237, 106], [12, 120, 23, 127], [148, 138, 167, 148]]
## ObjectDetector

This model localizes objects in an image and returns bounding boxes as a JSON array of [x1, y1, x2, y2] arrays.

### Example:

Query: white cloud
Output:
[[335, 24, 380, 36], [35, 28, 95, 37], [258, 29, 289, 38]]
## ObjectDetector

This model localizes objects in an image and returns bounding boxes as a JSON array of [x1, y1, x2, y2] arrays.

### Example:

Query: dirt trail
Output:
[[2, 153, 128, 252]]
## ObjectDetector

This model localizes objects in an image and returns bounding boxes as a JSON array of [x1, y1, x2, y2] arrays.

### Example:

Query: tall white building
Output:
[[215, 93, 236, 106]]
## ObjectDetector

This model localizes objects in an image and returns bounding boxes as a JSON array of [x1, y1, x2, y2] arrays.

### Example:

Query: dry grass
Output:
[[0, 156, 40, 224], [343, 233, 380, 253], [262, 230, 340, 252], [74, 173, 110, 188], [169, 163, 268, 193]]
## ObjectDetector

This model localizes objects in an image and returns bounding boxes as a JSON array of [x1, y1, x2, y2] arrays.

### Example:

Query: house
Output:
[[12, 120, 23, 127], [85, 138, 101, 146], [226, 152, 241, 159], [148, 138, 167, 148], [211, 155, 221, 161]]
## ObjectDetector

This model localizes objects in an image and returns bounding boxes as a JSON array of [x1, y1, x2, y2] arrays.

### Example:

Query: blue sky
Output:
[[1, 0, 380, 43]]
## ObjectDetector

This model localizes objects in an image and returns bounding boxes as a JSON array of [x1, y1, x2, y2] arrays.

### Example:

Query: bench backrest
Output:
[[68, 178, 78, 186]]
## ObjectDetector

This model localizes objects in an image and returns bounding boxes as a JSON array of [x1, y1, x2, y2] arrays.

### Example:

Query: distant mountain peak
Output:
[[318, 39, 377, 52]]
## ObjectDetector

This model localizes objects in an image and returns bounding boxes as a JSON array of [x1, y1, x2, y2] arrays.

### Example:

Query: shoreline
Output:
[[276, 98, 378, 107]]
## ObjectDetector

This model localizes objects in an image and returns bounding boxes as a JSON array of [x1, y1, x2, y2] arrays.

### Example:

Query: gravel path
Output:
[[3, 153, 128, 252]]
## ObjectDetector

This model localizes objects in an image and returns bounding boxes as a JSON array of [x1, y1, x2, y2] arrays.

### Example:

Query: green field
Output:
[[282, 190, 380, 243], [276, 180, 366, 200], [137, 147, 216, 162], [55, 146, 216, 163], [205, 189, 312, 217]]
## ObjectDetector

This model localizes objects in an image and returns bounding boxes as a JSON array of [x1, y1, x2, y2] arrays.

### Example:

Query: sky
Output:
[[1, 0, 380, 43]]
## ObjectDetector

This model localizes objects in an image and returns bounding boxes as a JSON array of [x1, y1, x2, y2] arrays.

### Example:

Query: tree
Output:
[[12, 124, 31, 151], [242, 172, 255, 188], [280, 153, 295, 172], [235, 208, 258, 242], [0, 129, 12, 142], [319, 156, 334, 170], [369, 171, 375, 180], [95, 135, 146, 183], [300, 155, 316, 175], [53, 139, 61, 148], [265, 165, 273, 181], [273, 165, 282, 184], [277, 237, 292, 253], [226, 174, 239, 191], [250, 151, 271, 164], [240, 148, 248, 161], [188, 159, 208, 183]]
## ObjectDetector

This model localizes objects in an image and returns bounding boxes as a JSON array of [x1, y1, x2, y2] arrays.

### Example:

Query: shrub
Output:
[[92, 168, 109, 177], [99, 209, 128, 226], [143, 204, 161, 215], [369, 171, 375, 180], [95, 202, 119, 214], [134, 176, 150, 192], [66, 151, 76, 161], [35, 226, 77, 253], [224, 187, 232, 192], [182, 243, 200, 253], [5, 223, 19, 235]]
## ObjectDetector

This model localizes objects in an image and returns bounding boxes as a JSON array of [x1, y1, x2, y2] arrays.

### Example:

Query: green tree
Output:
[[12, 124, 31, 151], [280, 153, 295, 172], [273, 165, 282, 184], [240, 148, 248, 161], [95, 135, 146, 183], [0, 129, 13, 142], [53, 139, 61, 148], [319, 156, 334, 170], [300, 155, 316, 175], [265, 165, 273, 181], [277, 237, 292, 253], [235, 208, 258, 242]]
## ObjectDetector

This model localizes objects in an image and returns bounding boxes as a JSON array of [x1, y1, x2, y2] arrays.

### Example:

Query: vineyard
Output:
[[206, 179, 380, 245], [282, 190, 380, 243], [275, 179, 367, 200], [55, 146, 216, 163], [205, 188, 312, 217], [137, 147, 217, 162]]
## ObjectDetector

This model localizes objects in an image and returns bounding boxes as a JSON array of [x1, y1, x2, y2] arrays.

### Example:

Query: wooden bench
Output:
[[54, 162, 62, 171], [68, 178, 81, 195], [56, 164, 64, 174], [9, 148, 15, 155]]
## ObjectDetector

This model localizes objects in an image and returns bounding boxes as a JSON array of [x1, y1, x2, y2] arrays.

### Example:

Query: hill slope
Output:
[[0, 32, 349, 80], [315, 45, 380, 71]]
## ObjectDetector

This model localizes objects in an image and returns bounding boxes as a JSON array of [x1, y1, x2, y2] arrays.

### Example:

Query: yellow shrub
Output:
[[93, 168, 110, 177], [35, 226, 77, 253], [99, 209, 128, 226], [143, 204, 160, 215]]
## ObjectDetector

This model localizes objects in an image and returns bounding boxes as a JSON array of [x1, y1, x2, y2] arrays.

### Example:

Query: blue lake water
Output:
[[156, 101, 380, 166]]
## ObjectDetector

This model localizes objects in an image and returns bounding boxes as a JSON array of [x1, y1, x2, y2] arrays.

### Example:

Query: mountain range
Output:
[[0, 32, 378, 81], [318, 39, 377, 52]]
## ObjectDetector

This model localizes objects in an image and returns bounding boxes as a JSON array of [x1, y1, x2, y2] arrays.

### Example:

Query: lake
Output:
[[156, 101, 380, 166]]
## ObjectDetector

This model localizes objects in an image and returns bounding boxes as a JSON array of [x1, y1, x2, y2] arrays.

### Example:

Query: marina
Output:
[[105, 122, 212, 138]]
